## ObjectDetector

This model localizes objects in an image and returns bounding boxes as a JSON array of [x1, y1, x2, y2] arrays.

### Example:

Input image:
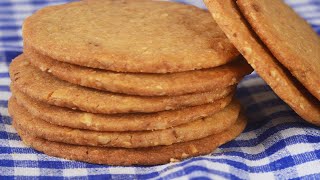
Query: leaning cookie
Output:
[[204, 0, 320, 125], [237, 0, 320, 101]]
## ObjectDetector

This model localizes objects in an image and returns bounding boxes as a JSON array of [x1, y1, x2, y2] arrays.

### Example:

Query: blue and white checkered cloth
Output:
[[1, 0, 320, 179]]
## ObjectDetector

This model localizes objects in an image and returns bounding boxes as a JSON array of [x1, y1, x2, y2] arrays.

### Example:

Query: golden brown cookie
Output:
[[13, 87, 233, 131], [24, 44, 252, 96], [22, 0, 239, 73], [9, 97, 240, 148], [204, 0, 320, 125], [14, 115, 247, 166], [237, 0, 320, 101], [10, 55, 235, 114]]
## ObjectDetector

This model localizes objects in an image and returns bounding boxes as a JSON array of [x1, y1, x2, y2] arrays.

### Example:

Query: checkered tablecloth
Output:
[[1, 0, 320, 179]]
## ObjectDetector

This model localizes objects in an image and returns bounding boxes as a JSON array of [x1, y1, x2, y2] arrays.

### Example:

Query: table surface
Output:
[[0, 0, 320, 179]]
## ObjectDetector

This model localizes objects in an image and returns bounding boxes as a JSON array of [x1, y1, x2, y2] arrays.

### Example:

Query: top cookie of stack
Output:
[[9, 0, 253, 165], [23, 0, 239, 74], [22, 0, 252, 97]]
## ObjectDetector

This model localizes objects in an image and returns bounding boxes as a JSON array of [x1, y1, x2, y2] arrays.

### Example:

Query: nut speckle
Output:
[[243, 47, 252, 55], [165, 106, 173, 111], [161, 13, 169, 17], [82, 113, 93, 126], [98, 136, 111, 144], [270, 70, 277, 78], [122, 141, 132, 146], [155, 85, 163, 90], [170, 158, 180, 163], [190, 145, 198, 153], [181, 153, 189, 158], [40, 66, 47, 71], [231, 77, 237, 84]]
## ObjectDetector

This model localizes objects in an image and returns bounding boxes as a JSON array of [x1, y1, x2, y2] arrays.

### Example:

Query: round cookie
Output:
[[9, 97, 241, 148], [13, 87, 233, 132], [10, 55, 235, 114], [237, 0, 320, 101], [24, 44, 252, 96], [22, 0, 239, 73], [14, 115, 247, 166], [204, 0, 320, 125]]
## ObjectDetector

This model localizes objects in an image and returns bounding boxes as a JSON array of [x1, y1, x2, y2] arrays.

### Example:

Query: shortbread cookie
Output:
[[25, 45, 252, 96], [13, 87, 233, 131], [22, 0, 239, 73], [9, 97, 241, 148], [10, 55, 235, 114], [204, 0, 320, 125], [14, 115, 247, 165], [237, 0, 320, 100]]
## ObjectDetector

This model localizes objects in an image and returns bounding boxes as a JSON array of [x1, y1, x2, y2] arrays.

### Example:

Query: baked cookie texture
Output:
[[10, 55, 235, 114], [204, 0, 320, 125], [237, 0, 320, 101], [24, 44, 252, 96], [9, 0, 253, 165], [23, 0, 239, 73], [14, 115, 247, 166], [9, 97, 240, 148], [13, 87, 233, 132]]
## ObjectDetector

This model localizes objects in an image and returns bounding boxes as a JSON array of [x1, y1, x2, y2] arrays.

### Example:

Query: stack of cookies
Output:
[[8, 0, 253, 165]]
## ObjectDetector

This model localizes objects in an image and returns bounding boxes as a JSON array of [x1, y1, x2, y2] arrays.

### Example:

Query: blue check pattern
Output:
[[0, 0, 320, 179]]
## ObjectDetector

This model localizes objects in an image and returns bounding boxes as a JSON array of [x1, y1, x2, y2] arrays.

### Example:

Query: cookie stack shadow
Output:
[[9, 0, 253, 166]]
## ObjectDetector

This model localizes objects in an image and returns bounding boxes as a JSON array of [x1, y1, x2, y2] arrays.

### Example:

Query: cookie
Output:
[[9, 97, 241, 148], [10, 55, 235, 114], [22, 0, 239, 73], [237, 0, 320, 101], [24, 44, 252, 96], [13, 87, 233, 131], [204, 0, 320, 125], [14, 114, 247, 166]]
